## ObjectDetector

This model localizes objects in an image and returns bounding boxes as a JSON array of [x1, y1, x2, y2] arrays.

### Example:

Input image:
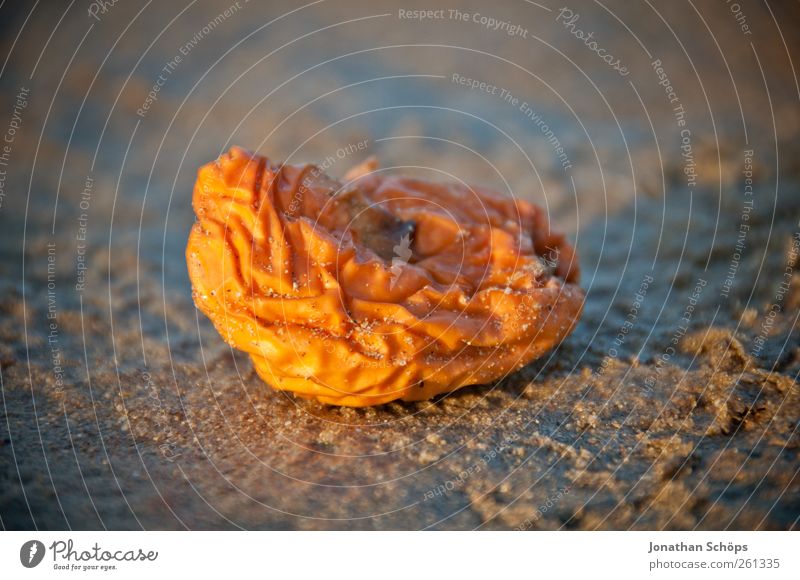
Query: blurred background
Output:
[[0, 0, 798, 530]]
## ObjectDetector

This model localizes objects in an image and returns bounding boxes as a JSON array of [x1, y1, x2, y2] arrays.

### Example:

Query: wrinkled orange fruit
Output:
[[187, 147, 583, 406]]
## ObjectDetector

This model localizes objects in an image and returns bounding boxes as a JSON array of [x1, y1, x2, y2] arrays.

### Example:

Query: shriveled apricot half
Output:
[[187, 147, 583, 406]]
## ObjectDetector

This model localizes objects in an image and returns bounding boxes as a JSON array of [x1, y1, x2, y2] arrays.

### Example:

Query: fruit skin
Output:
[[186, 147, 584, 406]]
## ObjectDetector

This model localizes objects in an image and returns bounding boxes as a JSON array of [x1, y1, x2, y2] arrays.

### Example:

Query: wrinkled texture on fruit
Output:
[[186, 147, 584, 406]]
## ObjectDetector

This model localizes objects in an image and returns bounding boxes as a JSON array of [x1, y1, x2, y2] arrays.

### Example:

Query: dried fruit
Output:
[[186, 147, 583, 406]]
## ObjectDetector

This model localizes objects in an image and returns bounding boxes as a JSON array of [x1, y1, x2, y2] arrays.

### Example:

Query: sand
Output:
[[0, 0, 798, 529]]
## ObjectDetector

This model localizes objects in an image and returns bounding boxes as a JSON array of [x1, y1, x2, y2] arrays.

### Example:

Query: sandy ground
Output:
[[0, 0, 799, 529]]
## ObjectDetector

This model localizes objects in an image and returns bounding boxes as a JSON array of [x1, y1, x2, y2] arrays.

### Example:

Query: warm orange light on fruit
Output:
[[187, 147, 584, 406]]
